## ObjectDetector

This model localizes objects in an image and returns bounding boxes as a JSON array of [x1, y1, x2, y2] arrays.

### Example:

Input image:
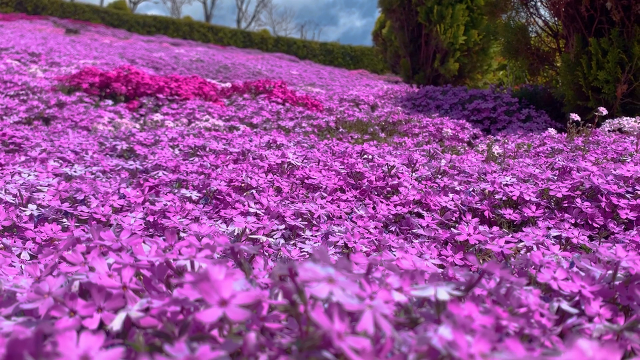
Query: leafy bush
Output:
[[256, 28, 270, 37], [372, 12, 404, 80], [558, 28, 640, 122], [547, 0, 639, 122], [374, 0, 501, 89], [105, 0, 129, 13]]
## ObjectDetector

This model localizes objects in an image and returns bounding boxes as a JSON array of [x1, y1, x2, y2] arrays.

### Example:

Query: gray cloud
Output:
[[75, 0, 380, 46]]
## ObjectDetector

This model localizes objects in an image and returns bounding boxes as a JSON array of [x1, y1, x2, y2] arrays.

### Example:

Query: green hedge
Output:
[[0, 0, 390, 75]]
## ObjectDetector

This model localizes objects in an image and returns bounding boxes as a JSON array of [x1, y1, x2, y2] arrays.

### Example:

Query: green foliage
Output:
[[372, 12, 404, 77], [256, 28, 271, 37], [0, 0, 390, 75], [489, 2, 563, 90], [557, 28, 640, 121], [375, 0, 503, 89], [105, 0, 129, 13], [182, 15, 194, 21]]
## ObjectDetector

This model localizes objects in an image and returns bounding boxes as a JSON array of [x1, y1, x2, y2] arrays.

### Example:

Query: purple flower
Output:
[[311, 303, 372, 360], [80, 285, 126, 330], [55, 330, 124, 360], [98, 266, 142, 306], [537, 267, 574, 292], [20, 276, 67, 316], [157, 340, 229, 360], [195, 268, 260, 324], [49, 292, 93, 331]]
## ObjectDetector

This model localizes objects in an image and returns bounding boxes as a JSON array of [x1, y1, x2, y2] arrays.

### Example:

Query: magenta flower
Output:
[[98, 266, 142, 306], [343, 289, 395, 336], [49, 292, 93, 331], [311, 303, 372, 360], [195, 276, 260, 324], [454, 224, 487, 244], [297, 262, 355, 301], [55, 330, 124, 360], [20, 276, 67, 316], [558, 337, 622, 360], [537, 267, 574, 292], [80, 285, 126, 330], [571, 273, 602, 299], [157, 340, 229, 360]]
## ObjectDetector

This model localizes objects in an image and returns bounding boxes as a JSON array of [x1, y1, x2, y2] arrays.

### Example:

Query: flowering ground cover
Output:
[[2, 12, 640, 360]]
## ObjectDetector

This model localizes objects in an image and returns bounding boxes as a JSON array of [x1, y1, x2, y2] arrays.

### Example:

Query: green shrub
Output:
[[374, 0, 503, 89], [256, 28, 271, 37], [557, 28, 640, 122], [372, 12, 403, 78], [182, 15, 193, 21], [105, 0, 130, 13]]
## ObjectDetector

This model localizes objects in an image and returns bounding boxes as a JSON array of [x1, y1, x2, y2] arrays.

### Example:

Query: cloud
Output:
[[74, 0, 381, 46]]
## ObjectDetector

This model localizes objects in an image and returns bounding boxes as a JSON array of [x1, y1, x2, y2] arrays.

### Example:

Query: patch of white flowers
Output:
[[601, 116, 640, 136]]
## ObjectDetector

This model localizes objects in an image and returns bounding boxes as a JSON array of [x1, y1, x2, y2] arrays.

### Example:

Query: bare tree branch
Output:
[[162, 0, 193, 18], [196, 0, 219, 23], [296, 20, 323, 41], [254, 2, 298, 37], [127, 0, 157, 13], [235, 0, 271, 30]]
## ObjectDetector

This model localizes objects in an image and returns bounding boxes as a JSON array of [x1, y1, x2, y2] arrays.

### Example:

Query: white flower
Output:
[[109, 299, 150, 332], [569, 113, 581, 123], [442, 128, 453, 137], [21, 204, 40, 216], [595, 107, 608, 116], [601, 116, 640, 135], [410, 283, 463, 301], [546, 128, 558, 135]]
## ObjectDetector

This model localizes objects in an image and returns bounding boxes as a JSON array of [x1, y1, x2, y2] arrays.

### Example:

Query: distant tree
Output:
[[296, 19, 323, 41], [107, 0, 132, 12], [126, 0, 158, 13], [162, 0, 194, 18], [254, 1, 297, 37], [196, 0, 219, 24], [235, 0, 271, 30]]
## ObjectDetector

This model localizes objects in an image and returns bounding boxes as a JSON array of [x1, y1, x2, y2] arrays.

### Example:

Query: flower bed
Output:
[[0, 12, 640, 360]]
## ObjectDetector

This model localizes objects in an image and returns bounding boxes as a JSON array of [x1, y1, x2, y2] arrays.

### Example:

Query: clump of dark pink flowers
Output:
[[52, 65, 323, 112]]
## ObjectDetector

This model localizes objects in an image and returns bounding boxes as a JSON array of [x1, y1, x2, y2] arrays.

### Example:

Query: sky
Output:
[[75, 0, 382, 46]]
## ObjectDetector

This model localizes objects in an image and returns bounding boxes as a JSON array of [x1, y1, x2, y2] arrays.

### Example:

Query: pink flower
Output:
[[20, 276, 67, 316], [195, 267, 260, 324], [558, 338, 622, 360], [80, 285, 126, 330], [536, 267, 574, 292], [311, 304, 371, 360], [55, 330, 124, 360]]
